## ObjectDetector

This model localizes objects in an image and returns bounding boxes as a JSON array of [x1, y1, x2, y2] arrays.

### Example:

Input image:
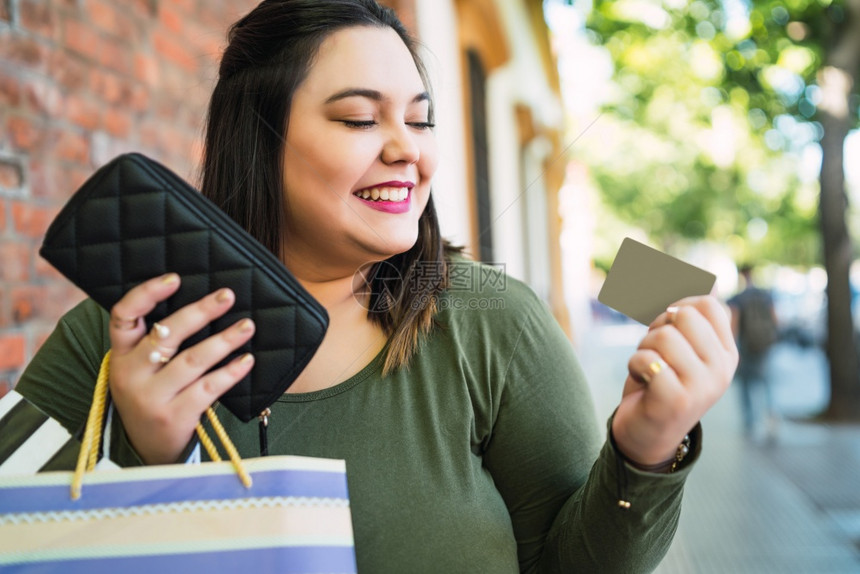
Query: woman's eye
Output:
[[341, 120, 376, 129], [408, 121, 436, 130]]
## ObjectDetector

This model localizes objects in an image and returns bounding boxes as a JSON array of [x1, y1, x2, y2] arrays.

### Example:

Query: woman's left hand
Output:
[[611, 296, 739, 468]]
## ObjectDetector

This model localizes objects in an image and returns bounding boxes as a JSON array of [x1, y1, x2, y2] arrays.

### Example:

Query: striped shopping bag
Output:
[[0, 390, 118, 475], [0, 355, 357, 573], [0, 454, 357, 573]]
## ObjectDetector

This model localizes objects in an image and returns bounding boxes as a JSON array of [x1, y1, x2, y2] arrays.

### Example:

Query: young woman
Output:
[[16, 1, 738, 571]]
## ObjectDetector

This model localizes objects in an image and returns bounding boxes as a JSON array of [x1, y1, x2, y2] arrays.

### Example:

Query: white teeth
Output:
[[355, 187, 411, 202]]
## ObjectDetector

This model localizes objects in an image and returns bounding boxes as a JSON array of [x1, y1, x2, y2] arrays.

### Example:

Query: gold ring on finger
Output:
[[641, 359, 667, 384], [148, 350, 170, 365], [110, 315, 139, 330], [666, 306, 679, 325], [147, 333, 174, 354], [152, 322, 170, 340]]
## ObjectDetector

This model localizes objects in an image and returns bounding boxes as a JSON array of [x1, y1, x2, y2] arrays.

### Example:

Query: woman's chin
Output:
[[362, 231, 419, 261]]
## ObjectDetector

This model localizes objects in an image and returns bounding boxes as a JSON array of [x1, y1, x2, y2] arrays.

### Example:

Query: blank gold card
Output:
[[598, 238, 716, 325]]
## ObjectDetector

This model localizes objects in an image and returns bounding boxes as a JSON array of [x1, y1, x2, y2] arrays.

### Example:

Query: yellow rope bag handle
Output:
[[71, 350, 252, 500]]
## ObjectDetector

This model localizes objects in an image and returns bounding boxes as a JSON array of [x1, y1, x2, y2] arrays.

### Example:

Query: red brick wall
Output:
[[0, 0, 259, 396]]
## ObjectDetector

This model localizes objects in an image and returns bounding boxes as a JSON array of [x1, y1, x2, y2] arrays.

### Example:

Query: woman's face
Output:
[[281, 25, 438, 276]]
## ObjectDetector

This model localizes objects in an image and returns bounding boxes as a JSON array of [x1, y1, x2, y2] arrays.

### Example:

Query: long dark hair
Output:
[[200, 0, 453, 374]]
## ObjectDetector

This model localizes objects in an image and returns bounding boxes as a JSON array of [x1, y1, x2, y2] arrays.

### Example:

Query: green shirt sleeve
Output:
[[479, 281, 700, 573], [15, 298, 145, 467]]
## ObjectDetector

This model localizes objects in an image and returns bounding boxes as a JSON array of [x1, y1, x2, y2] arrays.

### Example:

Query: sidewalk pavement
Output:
[[579, 322, 860, 574]]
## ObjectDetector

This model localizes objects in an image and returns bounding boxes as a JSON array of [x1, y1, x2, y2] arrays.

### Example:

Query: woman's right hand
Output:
[[106, 273, 256, 464]]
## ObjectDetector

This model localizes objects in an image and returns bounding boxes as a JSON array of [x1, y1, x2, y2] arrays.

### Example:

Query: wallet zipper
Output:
[[258, 408, 271, 457]]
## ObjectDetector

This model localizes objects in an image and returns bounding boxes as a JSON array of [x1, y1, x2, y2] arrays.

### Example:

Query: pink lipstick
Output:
[[353, 181, 414, 214]]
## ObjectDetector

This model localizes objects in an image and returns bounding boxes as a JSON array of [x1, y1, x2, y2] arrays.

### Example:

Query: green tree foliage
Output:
[[577, 0, 860, 419], [580, 0, 857, 266]]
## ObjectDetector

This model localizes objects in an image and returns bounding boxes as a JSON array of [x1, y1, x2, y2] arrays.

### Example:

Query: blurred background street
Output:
[[580, 314, 860, 574]]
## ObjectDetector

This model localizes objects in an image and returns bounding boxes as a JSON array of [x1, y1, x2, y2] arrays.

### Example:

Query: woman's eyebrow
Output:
[[324, 88, 430, 105]]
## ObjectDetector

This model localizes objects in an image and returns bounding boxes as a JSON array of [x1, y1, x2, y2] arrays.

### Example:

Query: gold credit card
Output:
[[598, 237, 716, 325]]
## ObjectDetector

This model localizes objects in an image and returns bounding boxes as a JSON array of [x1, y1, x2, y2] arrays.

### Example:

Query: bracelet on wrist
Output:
[[625, 434, 692, 474]]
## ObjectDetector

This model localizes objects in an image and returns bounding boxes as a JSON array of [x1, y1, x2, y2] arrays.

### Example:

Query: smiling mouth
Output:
[[353, 186, 410, 202]]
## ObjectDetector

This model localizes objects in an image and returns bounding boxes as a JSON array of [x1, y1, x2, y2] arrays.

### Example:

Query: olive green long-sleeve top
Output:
[[17, 260, 699, 573]]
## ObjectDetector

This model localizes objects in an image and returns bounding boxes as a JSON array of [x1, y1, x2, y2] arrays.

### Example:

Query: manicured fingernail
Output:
[[239, 353, 254, 365], [215, 288, 232, 303], [161, 273, 179, 285], [238, 319, 253, 333]]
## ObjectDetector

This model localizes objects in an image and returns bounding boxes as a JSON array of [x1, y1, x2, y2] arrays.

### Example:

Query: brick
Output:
[[51, 129, 90, 164], [0, 242, 30, 281], [29, 162, 90, 200], [139, 122, 159, 149], [11, 286, 45, 323], [130, 84, 150, 112], [0, 34, 51, 71], [134, 53, 160, 86], [98, 36, 133, 75], [0, 159, 23, 189], [153, 29, 198, 73], [63, 18, 103, 62], [48, 49, 89, 92], [23, 76, 64, 116], [66, 165, 91, 195], [0, 379, 10, 400], [27, 160, 56, 199], [158, 5, 182, 33], [47, 283, 85, 319], [0, 285, 8, 328], [129, 0, 158, 19], [158, 65, 188, 102], [103, 106, 131, 137], [0, 335, 26, 370], [9, 282, 79, 326], [65, 93, 102, 130], [165, 0, 194, 16], [90, 69, 133, 105], [0, 0, 10, 22], [0, 71, 23, 108], [20, 0, 58, 41], [7, 114, 46, 151], [11, 201, 57, 238], [86, 0, 139, 41], [0, 199, 4, 232]]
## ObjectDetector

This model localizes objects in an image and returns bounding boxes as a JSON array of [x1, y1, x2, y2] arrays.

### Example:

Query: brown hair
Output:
[[199, 0, 456, 375]]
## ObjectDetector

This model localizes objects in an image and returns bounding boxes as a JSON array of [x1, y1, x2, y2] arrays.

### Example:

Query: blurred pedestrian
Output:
[[728, 264, 779, 439]]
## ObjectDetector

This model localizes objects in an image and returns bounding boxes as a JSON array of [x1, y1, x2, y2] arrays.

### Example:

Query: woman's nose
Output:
[[380, 124, 420, 165]]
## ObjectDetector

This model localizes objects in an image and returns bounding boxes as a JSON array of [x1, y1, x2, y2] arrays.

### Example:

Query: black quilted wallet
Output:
[[39, 153, 329, 423]]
